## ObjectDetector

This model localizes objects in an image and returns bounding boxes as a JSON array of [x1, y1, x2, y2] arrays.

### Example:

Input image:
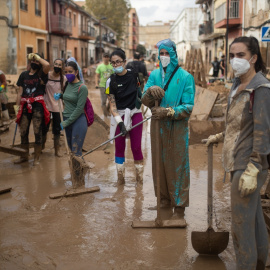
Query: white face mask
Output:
[[160, 56, 170, 67], [230, 56, 253, 77]]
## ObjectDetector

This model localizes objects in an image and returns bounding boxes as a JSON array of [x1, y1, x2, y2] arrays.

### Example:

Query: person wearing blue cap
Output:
[[141, 39, 195, 219]]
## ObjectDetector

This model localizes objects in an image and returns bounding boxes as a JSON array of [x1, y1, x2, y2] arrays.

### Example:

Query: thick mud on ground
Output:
[[1, 85, 237, 269]]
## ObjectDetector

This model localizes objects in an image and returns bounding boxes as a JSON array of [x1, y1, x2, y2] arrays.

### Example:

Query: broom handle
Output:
[[207, 143, 213, 228], [82, 116, 151, 158], [155, 100, 161, 224], [58, 100, 70, 155]]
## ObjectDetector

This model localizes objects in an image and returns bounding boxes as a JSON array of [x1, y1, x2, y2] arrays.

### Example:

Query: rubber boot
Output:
[[134, 160, 144, 185], [54, 134, 62, 157], [2, 109, 10, 125], [42, 134, 47, 151], [33, 144, 42, 166], [14, 144, 29, 164], [116, 163, 125, 185]]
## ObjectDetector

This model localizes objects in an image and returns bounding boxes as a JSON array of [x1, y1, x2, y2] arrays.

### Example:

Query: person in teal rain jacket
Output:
[[141, 39, 195, 218]]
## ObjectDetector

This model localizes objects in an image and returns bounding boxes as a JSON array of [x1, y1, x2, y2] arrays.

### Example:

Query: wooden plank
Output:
[[12, 142, 35, 149], [190, 86, 218, 121], [0, 145, 28, 157], [49, 186, 100, 199], [0, 187, 12, 195]]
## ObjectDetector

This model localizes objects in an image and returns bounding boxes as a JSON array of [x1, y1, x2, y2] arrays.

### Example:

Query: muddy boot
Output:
[[172, 206, 185, 220], [148, 199, 171, 210], [116, 163, 125, 185], [42, 134, 47, 151], [14, 144, 29, 164], [134, 160, 144, 185], [2, 110, 10, 125], [33, 144, 42, 166], [54, 134, 62, 157]]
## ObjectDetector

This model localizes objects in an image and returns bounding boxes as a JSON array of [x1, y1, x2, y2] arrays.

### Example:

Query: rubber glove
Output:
[[54, 93, 62, 100], [239, 162, 259, 198], [33, 53, 41, 61], [151, 107, 169, 120], [14, 105, 20, 115], [205, 132, 224, 146], [148, 86, 165, 100], [118, 122, 127, 136], [28, 53, 35, 60], [60, 123, 64, 130]]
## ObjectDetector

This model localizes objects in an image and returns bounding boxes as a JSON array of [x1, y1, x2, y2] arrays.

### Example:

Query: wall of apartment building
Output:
[[0, 0, 17, 74]]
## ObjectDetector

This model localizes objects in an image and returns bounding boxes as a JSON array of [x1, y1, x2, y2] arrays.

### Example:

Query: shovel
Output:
[[191, 142, 229, 255], [132, 100, 186, 228]]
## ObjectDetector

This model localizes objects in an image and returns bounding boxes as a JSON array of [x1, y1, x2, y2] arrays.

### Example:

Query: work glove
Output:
[[148, 86, 165, 100], [54, 93, 62, 100], [118, 122, 127, 136], [205, 132, 224, 146], [151, 107, 169, 120], [14, 105, 20, 115], [239, 162, 259, 198], [28, 53, 40, 61]]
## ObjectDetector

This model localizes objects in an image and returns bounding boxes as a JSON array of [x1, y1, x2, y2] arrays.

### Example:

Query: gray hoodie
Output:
[[223, 72, 270, 172]]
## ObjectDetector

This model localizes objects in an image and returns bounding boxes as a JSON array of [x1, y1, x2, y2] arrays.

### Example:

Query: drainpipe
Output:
[[242, 0, 245, 36]]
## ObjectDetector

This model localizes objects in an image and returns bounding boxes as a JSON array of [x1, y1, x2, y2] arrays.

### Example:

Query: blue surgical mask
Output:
[[113, 66, 124, 74]]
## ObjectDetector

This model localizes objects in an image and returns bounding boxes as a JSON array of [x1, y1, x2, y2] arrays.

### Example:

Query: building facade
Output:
[[170, 8, 203, 65], [139, 21, 173, 61], [126, 8, 139, 59]]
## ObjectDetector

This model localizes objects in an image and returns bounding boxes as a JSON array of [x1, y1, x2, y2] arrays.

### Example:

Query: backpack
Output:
[[110, 71, 142, 109], [78, 84, 94, 127], [127, 61, 144, 85]]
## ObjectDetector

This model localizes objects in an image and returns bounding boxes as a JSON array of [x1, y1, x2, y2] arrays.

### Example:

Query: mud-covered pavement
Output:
[[1, 81, 238, 269]]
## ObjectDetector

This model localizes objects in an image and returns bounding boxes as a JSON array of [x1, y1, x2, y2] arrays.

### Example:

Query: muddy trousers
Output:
[[114, 113, 143, 164], [64, 113, 87, 156], [231, 169, 269, 270], [19, 105, 44, 145]]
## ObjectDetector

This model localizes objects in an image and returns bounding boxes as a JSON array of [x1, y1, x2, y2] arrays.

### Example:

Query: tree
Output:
[[136, 44, 146, 56], [85, 0, 130, 39]]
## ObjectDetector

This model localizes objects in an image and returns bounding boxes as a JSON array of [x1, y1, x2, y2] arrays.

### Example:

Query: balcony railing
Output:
[[35, 9, 41, 16], [79, 25, 95, 38], [199, 20, 214, 36], [20, 1, 28, 11], [215, 1, 239, 23], [50, 14, 72, 35]]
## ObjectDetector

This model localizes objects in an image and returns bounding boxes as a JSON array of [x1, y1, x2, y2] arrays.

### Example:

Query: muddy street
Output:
[[0, 82, 237, 270]]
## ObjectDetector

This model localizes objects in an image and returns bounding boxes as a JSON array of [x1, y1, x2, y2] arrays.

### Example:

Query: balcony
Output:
[[50, 14, 72, 36], [215, 1, 242, 28], [79, 25, 96, 40], [199, 20, 214, 36], [20, 1, 28, 11]]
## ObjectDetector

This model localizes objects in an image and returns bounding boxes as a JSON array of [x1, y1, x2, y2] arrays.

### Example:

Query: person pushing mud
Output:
[[141, 39, 195, 219]]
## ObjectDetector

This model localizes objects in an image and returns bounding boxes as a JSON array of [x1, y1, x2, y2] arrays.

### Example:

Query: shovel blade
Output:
[[191, 227, 229, 255]]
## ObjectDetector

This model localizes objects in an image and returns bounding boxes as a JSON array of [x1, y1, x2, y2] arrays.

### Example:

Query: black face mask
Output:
[[31, 63, 40, 70], [54, 67, 61, 74]]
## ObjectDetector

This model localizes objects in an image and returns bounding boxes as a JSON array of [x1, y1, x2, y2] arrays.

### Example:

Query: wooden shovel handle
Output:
[[58, 100, 70, 155]]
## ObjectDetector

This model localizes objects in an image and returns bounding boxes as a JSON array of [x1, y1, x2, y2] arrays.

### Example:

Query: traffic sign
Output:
[[262, 26, 270, 42]]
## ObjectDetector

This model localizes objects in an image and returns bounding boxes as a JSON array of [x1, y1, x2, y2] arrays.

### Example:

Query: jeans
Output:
[[231, 169, 269, 270], [64, 113, 87, 156], [20, 103, 44, 145]]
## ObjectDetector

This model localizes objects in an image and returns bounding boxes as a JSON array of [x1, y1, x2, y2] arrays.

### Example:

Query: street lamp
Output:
[[94, 17, 107, 61]]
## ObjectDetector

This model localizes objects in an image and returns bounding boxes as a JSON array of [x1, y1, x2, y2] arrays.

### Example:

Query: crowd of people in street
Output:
[[1, 34, 269, 269]]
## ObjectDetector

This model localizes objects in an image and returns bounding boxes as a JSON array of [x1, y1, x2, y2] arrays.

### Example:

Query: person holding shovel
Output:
[[54, 60, 88, 157], [15, 53, 50, 165], [43, 58, 67, 156], [205, 36, 270, 269], [105, 48, 144, 186], [141, 39, 195, 218]]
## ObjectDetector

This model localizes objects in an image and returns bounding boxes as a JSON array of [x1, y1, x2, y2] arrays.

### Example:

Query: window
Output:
[[81, 48, 84, 67], [74, 14, 76, 27], [20, 0, 28, 11], [35, 0, 41, 16], [74, 47, 77, 60], [37, 39, 45, 57]]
